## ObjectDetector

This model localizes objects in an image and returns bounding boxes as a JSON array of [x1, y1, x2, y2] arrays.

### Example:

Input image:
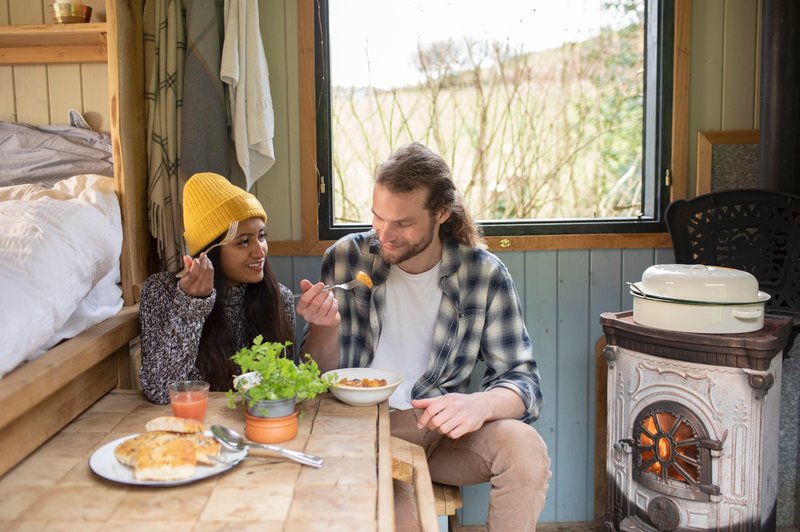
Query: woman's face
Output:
[[219, 217, 267, 285]]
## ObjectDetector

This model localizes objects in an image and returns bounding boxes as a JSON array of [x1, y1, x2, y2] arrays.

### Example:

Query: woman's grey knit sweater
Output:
[[138, 271, 295, 404]]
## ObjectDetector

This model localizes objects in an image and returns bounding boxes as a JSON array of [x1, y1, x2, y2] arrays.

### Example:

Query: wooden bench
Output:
[[0, 304, 140, 477], [391, 436, 464, 532], [433, 482, 463, 529]]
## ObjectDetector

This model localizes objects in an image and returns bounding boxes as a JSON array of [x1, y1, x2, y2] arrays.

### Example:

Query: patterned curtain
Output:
[[144, 0, 186, 272], [180, 0, 230, 182]]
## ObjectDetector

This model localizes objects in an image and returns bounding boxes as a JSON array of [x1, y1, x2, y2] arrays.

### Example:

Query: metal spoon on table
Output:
[[211, 425, 323, 468]]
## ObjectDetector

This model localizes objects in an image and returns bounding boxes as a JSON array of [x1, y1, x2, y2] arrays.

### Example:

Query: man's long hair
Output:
[[194, 244, 294, 391], [375, 142, 485, 248]]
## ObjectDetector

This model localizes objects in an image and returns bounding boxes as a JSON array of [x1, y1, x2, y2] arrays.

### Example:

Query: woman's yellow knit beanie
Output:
[[183, 172, 267, 256]]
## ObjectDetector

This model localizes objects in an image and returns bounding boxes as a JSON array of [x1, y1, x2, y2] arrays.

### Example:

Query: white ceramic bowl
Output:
[[323, 367, 403, 406]]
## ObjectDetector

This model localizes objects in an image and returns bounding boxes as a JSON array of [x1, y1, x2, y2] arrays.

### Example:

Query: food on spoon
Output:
[[338, 377, 388, 388], [356, 271, 374, 289], [145, 415, 204, 434]]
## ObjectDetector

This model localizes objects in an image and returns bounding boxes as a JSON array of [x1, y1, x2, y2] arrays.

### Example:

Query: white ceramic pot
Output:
[[631, 264, 770, 334]]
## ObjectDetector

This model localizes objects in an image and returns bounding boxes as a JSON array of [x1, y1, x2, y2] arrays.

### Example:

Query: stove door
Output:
[[631, 400, 721, 501]]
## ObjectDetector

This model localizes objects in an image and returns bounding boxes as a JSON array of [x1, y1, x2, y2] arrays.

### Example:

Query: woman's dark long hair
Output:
[[193, 241, 294, 391]]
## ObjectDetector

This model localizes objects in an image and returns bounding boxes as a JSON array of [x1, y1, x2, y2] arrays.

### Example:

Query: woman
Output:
[[139, 172, 295, 404]]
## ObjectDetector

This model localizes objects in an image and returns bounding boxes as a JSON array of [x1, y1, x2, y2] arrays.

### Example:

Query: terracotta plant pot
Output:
[[245, 410, 299, 443]]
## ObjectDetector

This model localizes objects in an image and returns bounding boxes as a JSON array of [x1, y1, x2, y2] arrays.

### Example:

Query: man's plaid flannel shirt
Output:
[[304, 231, 543, 422]]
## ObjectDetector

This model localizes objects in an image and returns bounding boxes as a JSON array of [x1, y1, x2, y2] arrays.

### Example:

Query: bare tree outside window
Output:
[[324, 0, 657, 230]]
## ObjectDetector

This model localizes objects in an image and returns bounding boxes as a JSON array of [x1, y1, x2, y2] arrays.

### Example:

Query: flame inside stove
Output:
[[638, 411, 700, 484]]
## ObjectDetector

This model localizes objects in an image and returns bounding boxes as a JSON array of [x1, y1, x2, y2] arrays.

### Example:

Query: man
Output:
[[296, 142, 550, 531]]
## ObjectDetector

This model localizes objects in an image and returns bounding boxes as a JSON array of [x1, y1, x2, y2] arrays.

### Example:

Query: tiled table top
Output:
[[0, 390, 394, 531]]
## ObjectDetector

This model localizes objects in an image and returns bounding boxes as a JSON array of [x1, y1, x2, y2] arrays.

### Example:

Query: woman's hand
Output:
[[178, 253, 214, 297], [295, 279, 341, 328]]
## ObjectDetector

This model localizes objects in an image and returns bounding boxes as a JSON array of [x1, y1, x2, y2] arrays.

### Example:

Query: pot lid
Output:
[[630, 281, 770, 305], [637, 264, 770, 304]]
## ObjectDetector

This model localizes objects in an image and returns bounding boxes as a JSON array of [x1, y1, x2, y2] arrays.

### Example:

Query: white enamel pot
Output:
[[630, 264, 770, 334]]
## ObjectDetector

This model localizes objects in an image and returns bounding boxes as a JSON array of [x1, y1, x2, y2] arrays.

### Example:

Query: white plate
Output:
[[89, 431, 247, 487]]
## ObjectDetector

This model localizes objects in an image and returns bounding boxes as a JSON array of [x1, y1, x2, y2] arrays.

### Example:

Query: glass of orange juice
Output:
[[168, 380, 210, 421]]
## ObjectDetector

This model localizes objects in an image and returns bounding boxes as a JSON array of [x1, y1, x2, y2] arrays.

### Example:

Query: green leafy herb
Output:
[[226, 336, 334, 410]]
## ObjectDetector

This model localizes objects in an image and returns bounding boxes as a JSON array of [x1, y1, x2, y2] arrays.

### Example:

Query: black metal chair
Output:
[[665, 188, 800, 329]]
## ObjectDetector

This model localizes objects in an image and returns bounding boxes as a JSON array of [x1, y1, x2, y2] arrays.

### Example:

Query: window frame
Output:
[[290, 0, 689, 255]]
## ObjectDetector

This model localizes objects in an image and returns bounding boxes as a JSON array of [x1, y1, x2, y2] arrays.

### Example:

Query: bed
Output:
[[0, 0, 149, 476]]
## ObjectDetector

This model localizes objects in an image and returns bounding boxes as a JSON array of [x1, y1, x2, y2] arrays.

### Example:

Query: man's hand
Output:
[[412, 387, 526, 439], [412, 393, 489, 439], [295, 279, 342, 373], [295, 279, 341, 328], [178, 253, 214, 297]]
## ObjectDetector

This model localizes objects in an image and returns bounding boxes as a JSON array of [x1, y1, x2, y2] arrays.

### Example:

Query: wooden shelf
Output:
[[0, 23, 108, 64]]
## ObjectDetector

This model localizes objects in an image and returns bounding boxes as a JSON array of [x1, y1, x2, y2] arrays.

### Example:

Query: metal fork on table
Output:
[[293, 278, 362, 299], [176, 221, 239, 278]]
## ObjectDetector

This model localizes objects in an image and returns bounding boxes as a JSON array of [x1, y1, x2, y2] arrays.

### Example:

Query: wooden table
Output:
[[0, 390, 395, 531]]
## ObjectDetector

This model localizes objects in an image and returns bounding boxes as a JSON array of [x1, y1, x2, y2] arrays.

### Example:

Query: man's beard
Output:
[[379, 221, 436, 265]]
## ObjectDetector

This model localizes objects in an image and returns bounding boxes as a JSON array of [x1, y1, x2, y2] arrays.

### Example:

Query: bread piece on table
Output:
[[114, 431, 179, 467], [145, 415, 204, 434], [184, 433, 222, 465], [114, 417, 217, 480], [133, 437, 197, 481]]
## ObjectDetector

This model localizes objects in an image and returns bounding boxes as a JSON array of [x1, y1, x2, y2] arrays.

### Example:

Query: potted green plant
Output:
[[226, 336, 333, 443]]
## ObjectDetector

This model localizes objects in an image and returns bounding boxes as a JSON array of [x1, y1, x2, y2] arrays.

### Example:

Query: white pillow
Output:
[[0, 175, 123, 378]]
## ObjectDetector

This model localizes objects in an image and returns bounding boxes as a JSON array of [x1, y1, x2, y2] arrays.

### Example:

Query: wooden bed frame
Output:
[[0, 0, 149, 477]]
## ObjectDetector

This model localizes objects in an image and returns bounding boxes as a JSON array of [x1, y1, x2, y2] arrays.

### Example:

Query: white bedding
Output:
[[0, 175, 123, 378]]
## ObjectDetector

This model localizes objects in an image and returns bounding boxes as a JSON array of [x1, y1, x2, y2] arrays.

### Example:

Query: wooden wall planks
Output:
[[687, 0, 761, 196], [0, 0, 110, 130]]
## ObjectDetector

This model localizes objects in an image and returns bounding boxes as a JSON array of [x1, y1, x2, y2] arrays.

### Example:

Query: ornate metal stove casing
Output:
[[601, 311, 793, 532]]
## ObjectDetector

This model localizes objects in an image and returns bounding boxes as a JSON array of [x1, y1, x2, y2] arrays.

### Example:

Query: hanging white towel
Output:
[[220, 0, 275, 191]]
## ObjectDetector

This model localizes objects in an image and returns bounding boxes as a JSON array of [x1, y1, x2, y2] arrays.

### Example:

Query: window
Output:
[[314, 0, 674, 240]]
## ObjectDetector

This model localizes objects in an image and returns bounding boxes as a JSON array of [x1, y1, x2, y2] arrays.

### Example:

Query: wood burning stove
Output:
[[601, 311, 793, 532]]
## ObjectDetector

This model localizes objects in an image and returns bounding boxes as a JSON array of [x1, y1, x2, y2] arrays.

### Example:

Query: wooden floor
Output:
[[453, 521, 800, 531], [452, 519, 601, 531]]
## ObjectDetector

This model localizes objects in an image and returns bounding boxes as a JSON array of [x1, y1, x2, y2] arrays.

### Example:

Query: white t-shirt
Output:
[[370, 262, 443, 409]]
